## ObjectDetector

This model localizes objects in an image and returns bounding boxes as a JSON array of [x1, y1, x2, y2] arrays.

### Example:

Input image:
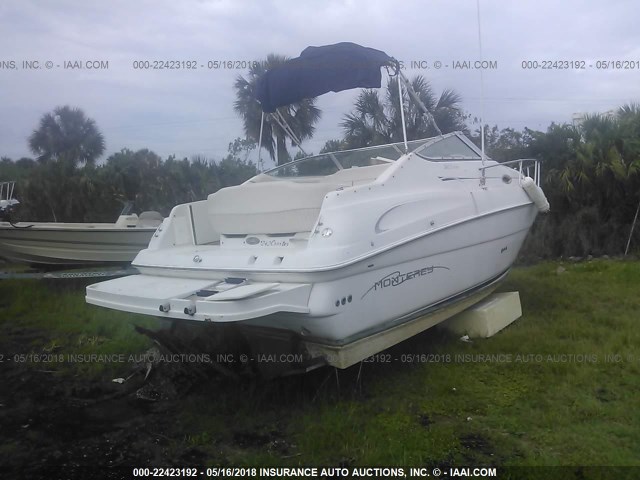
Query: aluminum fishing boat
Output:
[[0, 199, 163, 266], [85, 43, 549, 368]]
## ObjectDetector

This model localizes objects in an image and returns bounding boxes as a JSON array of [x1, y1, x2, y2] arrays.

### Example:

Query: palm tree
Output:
[[28, 106, 105, 169], [341, 75, 466, 148], [617, 103, 640, 123], [234, 54, 321, 165], [546, 112, 640, 224], [320, 139, 346, 153]]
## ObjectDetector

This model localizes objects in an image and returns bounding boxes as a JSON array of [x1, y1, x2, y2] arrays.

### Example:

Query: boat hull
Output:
[[245, 204, 532, 343], [0, 223, 157, 265], [87, 203, 536, 343]]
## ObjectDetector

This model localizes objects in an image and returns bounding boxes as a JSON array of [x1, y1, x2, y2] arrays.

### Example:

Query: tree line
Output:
[[1, 109, 257, 223]]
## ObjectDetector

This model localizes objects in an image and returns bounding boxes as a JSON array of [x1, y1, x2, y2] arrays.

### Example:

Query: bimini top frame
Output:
[[253, 42, 444, 166]]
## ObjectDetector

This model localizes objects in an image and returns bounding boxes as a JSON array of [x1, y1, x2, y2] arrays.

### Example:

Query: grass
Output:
[[0, 277, 164, 378], [1, 259, 639, 471], [172, 259, 640, 468]]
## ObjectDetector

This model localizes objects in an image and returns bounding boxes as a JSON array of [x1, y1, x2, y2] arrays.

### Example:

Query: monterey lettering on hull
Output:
[[362, 265, 450, 299]]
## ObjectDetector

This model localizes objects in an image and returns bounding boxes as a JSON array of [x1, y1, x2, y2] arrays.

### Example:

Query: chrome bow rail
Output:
[[479, 159, 542, 187]]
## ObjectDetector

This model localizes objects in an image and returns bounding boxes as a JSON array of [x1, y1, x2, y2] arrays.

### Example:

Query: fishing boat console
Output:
[[0, 181, 20, 221]]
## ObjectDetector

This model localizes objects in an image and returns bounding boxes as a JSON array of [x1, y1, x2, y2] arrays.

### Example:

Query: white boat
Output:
[[0, 204, 163, 266], [86, 43, 549, 369]]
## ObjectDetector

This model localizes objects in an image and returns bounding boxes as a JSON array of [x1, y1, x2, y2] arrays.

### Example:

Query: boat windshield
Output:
[[265, 143, 404, 178], [413, 134, 482, 161], [263, 133, 483, 178]]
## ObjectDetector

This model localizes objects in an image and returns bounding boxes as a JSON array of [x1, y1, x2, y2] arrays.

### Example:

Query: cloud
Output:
[[1, 0, 638, 161]]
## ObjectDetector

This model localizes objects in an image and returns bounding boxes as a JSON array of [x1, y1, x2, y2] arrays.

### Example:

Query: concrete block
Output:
[[440, 291, 522, 338]]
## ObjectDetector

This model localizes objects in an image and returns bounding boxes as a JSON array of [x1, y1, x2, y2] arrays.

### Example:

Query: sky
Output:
[[1, 0, 639, 169]]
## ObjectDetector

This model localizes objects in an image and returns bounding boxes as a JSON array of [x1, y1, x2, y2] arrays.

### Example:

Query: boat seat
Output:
[[207, 164, 389, 235], [208, 181, 338, 234]]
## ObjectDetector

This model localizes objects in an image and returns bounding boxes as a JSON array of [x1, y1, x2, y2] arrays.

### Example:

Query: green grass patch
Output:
[[0, 277, 163, 378], [170, 259, 640, 467], [1, 259, 639, 467]]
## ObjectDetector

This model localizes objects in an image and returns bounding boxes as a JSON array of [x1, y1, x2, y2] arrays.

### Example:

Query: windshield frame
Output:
[[411, 132, 484, 161], [262, 141, 405, 179], [260, 132, 484, 179]]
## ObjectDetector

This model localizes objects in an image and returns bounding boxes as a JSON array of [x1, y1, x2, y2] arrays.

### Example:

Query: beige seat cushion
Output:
[[208, 181, 337, 234], [207, 164, 389, 235]]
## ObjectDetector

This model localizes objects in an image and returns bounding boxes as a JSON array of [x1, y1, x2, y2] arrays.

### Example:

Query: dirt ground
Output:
[[0, 325, 237, 479], [0, 320, 330, 480], [1, 366, 177, 466]]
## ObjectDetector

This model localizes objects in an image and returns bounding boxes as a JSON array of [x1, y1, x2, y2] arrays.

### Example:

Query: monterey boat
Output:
[[86, 43, 549, 370], [0, 195, 163, 266]]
